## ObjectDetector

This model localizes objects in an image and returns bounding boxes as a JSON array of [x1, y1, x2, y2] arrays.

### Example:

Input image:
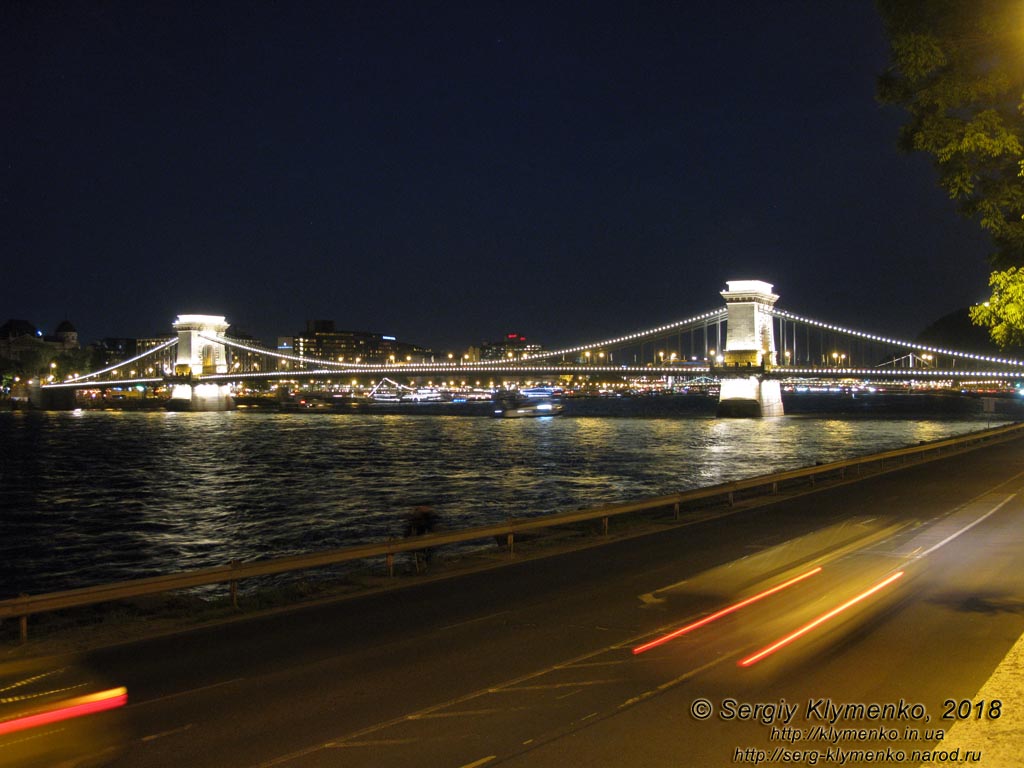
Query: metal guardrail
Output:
[[4, 421, 1024, 642]]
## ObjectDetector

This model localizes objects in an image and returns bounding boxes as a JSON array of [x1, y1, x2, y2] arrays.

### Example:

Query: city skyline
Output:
[[3, 2, 995, 351]]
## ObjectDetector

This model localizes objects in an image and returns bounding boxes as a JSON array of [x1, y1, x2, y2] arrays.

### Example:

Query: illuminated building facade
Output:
[[285, 320, 428, 366], [479, 332, 542, 361]]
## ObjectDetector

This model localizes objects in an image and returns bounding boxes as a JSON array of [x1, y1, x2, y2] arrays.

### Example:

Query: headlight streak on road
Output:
[[0, 686, 128, 737], [738, 571, 904, 668], [631, 567, 823, 656]]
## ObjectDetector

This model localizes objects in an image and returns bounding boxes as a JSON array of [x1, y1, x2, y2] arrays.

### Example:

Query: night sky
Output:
[[3, 1, 995, 352]]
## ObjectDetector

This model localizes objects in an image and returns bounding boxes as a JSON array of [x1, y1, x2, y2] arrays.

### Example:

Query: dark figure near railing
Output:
[[404, 504, 440, 573]]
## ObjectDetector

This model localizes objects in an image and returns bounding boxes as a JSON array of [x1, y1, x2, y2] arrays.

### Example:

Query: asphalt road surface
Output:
[[71, 433, 1024, 767]]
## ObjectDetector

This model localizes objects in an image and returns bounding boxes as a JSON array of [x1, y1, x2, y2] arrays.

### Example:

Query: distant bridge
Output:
[[40, 280, 1024, 415]]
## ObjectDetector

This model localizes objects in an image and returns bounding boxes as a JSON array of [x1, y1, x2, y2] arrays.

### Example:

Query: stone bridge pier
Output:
[[168, 314, 234, 411], [716, 280, 784, 417]]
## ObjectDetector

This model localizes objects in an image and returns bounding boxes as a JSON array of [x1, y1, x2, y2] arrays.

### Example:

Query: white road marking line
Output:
[[458, 756, 497, 768], [564, 658, 628, 668], [253, 744, 327, 767], [327, 738, 419, 748], [408, 707, 527, 719], [499, 679, 622, 692], [130, 677, 245, 708], [141, 723, 194, 742], [619, 653, 734, 710], [439, 611, 511, 632], [912, 494, 1015, 561]]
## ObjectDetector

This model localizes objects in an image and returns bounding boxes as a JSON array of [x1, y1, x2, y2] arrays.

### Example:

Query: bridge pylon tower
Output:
[[168, 314, 234, 411], [716, 280, 784, 417]]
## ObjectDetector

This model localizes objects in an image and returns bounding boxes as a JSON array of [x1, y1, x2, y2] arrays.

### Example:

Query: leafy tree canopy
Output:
[[877, 0, 1024, 265], [877, 0, 1024, 346], [969, 266, 1024, 348]]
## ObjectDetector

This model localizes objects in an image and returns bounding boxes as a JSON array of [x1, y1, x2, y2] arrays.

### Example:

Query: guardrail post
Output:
[[229, 561, 239, 610], [673, 501, 680, 521], [602, 516, 609, 536], [506, 532, 515, 557], [771, 481, 778, 495], [19, 595, 27, 644], [728, 491, 734, 506], [386, 552, 395, 578]]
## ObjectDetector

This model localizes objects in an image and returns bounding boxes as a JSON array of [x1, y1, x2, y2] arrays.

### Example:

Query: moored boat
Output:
[[492, 392, 564, 418]]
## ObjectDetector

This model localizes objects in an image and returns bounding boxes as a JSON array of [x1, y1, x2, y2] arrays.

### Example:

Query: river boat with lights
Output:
[[401, 388, 445, 402], [492, 392, 564, 418]]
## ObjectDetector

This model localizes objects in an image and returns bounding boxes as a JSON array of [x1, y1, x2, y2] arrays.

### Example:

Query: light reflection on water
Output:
[[0, 409, 1008, 595]]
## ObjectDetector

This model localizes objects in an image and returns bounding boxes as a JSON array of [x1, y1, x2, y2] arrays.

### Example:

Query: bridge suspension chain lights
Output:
[[520, 308, 728, 361], [43, 337, 179, 387], [199, 334, 363, 370], [777, 367, 1012, 380], [198, 364, 711, 383], [772, 309, 1024, 370]]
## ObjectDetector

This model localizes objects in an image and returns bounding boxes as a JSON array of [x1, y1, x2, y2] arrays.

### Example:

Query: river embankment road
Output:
[[77, 432, 1024, 768]]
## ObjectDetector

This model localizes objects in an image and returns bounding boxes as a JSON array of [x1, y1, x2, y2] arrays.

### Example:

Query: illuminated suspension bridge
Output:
[[39, 280, 1024, 415]]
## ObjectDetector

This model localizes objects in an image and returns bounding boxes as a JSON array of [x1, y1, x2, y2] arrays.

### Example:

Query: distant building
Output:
[[94, 338, 137, 368], [136, 335, 175, 353], [479, 332, 542, 361], [52, 320, 78, 349], [133, 334, 177, 377], [288, 320, 428, 366], [224, 326, 269, 374], [0, 318, 80, 369]]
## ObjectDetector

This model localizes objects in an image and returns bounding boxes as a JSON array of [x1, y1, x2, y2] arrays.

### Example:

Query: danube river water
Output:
[[0, 401, 1013, 596]]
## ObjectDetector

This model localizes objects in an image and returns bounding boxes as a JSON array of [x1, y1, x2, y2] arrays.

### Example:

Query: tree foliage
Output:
[[969, 267, 1024, 348], [877, 0, 1024, 347], [877, 0, 1024, 268]]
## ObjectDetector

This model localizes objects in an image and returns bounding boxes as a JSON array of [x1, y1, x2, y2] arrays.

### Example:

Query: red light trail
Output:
[[738, 571, 904, 667], [632, 566, 823, 656], [0, 686, 127, 737]]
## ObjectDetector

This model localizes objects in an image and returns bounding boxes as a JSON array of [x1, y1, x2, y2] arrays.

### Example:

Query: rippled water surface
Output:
[[0, 407, 1010, 594]]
